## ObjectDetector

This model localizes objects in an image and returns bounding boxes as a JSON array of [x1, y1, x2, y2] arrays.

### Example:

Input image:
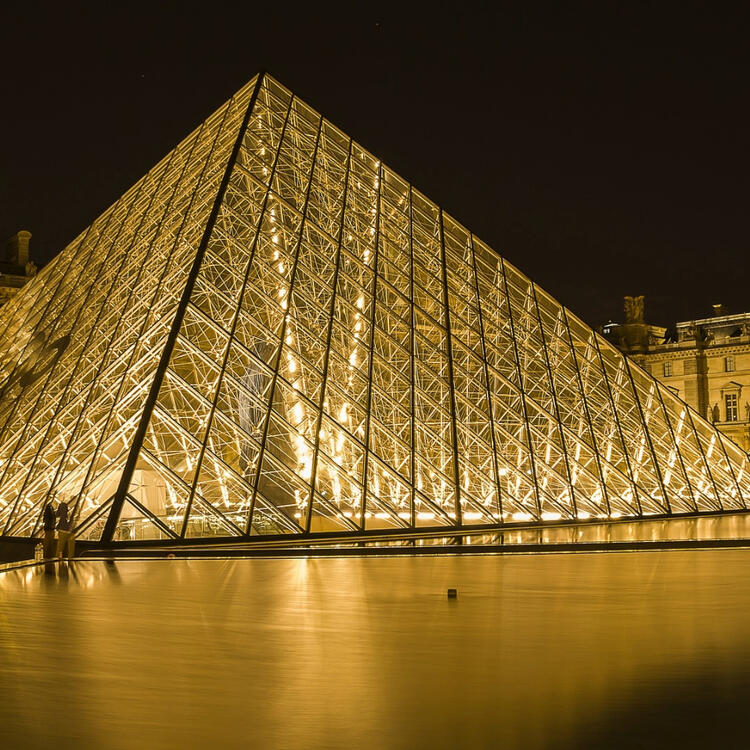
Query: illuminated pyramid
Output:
[[0, 73, 748, 545]]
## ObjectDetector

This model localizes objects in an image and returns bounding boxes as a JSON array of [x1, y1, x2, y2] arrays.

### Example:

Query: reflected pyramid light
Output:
[[0, 72, 748, 546]]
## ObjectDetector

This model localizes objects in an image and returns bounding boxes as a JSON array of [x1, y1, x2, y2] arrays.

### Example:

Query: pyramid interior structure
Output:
[[0, 73, 748, 545]]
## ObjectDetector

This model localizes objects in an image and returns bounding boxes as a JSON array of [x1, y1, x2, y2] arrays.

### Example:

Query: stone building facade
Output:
[[604, 298, 750, 452], [1, 231, 37, 307]]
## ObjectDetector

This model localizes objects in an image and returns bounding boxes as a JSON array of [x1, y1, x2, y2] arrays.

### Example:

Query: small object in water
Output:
[[447, 588, 457, 598]]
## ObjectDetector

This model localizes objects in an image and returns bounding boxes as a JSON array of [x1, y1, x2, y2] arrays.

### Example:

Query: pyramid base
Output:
[[46, 507, 750, 558]]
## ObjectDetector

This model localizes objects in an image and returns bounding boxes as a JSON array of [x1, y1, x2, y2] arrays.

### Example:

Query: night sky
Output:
[[2, 3, 748, 329]]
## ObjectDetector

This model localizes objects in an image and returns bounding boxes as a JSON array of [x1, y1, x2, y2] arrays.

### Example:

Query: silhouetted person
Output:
[[55, 502, 75, 559], [42, 501, 56, 558]]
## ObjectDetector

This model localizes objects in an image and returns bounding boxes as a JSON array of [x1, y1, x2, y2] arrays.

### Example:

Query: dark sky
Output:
[[2, 2, 748, 328]]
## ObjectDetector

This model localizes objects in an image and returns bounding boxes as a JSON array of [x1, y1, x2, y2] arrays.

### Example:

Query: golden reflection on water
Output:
[[1, 552, 750, 749]]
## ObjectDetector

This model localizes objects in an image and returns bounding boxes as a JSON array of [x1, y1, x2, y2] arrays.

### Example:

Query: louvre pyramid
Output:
[[0, 73, 748, 545]]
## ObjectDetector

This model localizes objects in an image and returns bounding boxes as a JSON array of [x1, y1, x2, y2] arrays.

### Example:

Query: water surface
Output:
[[2, 551, 749, 748]]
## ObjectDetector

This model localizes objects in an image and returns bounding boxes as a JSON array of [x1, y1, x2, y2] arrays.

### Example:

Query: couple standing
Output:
[[42, 501, 75, 559]]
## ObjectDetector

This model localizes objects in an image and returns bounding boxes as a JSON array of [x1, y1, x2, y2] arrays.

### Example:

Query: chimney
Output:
[[5, 231, 32, 266], [711, 303, 727, 317]]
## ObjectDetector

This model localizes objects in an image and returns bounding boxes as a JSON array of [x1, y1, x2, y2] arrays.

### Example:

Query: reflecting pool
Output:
[[2, 552, 749, 748]]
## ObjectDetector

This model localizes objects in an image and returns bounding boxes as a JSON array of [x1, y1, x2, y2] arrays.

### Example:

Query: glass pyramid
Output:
[[0, 73, 748, 545]]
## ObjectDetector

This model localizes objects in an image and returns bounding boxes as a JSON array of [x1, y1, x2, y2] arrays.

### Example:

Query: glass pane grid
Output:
[[0, 72, 748, 544]]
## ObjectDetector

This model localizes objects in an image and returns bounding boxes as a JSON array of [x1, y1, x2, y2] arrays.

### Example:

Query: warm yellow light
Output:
[[292, 402, 303, 424]]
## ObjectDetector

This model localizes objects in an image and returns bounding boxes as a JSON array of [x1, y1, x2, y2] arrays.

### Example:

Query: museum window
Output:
[[725, 355, 735, 372], [725, 393, 738, 422], [663, 361, 672, 377]]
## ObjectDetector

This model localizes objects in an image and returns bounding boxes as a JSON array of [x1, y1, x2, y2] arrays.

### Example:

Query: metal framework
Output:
[[0, 72, 748, 545]]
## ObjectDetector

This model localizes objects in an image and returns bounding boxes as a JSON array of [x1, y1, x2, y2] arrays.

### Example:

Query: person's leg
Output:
[[67, 533, 75, 559], [60, 531, 70, 557], [55, 532, 64, 558], [43, 529, 55, 558]]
